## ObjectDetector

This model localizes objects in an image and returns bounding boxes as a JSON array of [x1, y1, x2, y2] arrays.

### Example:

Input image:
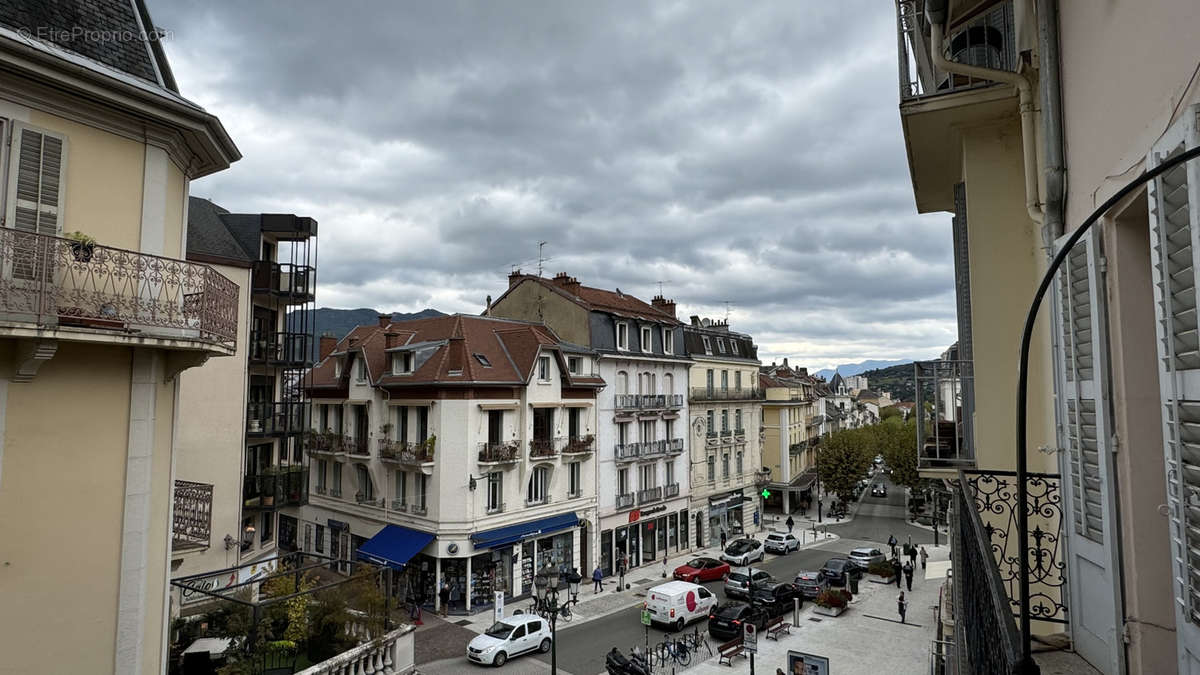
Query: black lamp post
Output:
[[534, 565, 580, 674]]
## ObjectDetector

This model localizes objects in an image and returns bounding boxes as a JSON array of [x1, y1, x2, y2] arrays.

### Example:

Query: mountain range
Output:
[[813, 359, 913, 381], [288, 307, 446, 361]]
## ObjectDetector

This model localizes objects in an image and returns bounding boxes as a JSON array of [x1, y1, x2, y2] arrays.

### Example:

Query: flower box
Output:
[[813, 605, 845, 617]]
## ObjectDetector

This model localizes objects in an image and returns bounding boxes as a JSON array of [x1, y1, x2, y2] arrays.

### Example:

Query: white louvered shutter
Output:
[[1149, 105, 1200, 639]]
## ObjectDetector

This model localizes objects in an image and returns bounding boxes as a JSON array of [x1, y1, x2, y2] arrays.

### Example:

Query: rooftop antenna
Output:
[[723, 301, 734, 322], [656, 280, 672, 296], [537, 241, 548, 277]]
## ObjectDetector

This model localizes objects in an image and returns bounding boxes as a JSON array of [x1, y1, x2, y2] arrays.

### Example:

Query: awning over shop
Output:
[[356, 524, 434, 570], [471, 512, 579, 550]]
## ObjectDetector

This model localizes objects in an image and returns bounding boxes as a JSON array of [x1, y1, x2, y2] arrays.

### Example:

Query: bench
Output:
[[766, 616, 791, 640], [717, 637, 745, 666]]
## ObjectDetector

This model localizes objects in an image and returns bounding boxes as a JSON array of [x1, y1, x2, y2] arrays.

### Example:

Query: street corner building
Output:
[[0, 0, 241, 673]]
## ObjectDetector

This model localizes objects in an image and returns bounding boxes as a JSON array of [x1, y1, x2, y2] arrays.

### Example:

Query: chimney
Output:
[[796, 367, 808, 377], [485, 294, 492, 316], [509, 268, 524, 288], [385, 332, 401, 349], [690, 315, 701, 327], [319, 334, 336, 360], [378, 313, 390, 327], [552, 272, 581, 295], [783, 357, 789, 368], [651, 295, 676, 318]]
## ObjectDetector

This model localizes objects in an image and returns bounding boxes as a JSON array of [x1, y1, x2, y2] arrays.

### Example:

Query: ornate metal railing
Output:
[[529, 437, 561, 459], [562, 434, 595, 454], [666, 438, 684, 454], [616, 492, 635, 509], [641, 440, 667, 458], [0, 227, 238, 347], [664, 483, 680, 499], [897, 0, 1017, 101], [638, 486, 663, 504], [615, 442, 640, 462], [172, 480, 213, 550], [689, 387, 764, 401], [954, 473, 1024, 673], [962, 469, 1067, 625], [478, 441, 520, 464], [378, 439, 433, 464]]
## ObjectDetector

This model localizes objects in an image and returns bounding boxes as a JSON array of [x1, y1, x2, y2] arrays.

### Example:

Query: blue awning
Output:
[[356, 524, 434, 570], [471, 512, 579, 550]]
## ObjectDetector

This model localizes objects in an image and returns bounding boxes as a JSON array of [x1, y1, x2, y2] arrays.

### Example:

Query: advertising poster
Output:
[[787, 650, 830, 675]]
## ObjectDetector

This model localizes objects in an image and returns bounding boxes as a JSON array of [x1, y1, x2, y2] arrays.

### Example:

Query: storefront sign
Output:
[[787, 650, 830, 675], [494, 591, 505, 623], [180, 558, 278, 606]]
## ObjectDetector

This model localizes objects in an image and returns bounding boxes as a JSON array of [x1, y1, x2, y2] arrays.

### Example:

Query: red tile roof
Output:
[[500, 274, 682, 324]]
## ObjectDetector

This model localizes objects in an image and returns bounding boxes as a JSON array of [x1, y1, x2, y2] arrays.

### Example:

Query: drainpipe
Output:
[[1038, 0, 1065, 246], [929, 15, 1044, 226]]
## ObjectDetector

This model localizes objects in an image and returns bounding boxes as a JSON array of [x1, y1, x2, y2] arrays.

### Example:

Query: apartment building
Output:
[[489, 273, 692, 575], [682, 316, 765, 548], [898, 0, 1200, 672], [758, 364, 818, 515], [298, 314, 600, 615], [171, 198, 317, 603], [0, 1, 240, 672]]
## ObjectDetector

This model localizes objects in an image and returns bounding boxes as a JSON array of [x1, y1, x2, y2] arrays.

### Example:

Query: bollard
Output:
[[794, 596, 801, 626]]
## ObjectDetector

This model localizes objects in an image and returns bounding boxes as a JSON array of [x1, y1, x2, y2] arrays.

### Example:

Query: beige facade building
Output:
[[0, 2, 239, 673], [899, 0, 1200, 673], [758, 364, 818, 515]]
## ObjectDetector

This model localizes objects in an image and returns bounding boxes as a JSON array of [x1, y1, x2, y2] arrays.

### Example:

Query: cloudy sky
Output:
[[153, 0, 955, 371]]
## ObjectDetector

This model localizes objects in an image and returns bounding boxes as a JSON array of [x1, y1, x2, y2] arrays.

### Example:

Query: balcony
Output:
[[754, 469, 772, 487], [249, 330, 312, 368], [247, 401, 308, 436], [252, 260, 315, 302], [294, 625, 415, 675], [391, 499, 407, 511], [304, 431, 346, 456], [915, 359, 975, 473], [243, 466, 308, 509], [562, 434, 595, 455], [172, 480, 212, 552], [378, 439, 434, 466], [663, 483, 680, 499], [0, 227, 238, 353], [345, 435, 370, 458], [615, 442, 641, 462], [478, 441, 521, 466], [638, 486, 663, 505], [689, 387, 764, 402], [529, 437, 561, 460], [733, 428, 746, 442], [706, 431, 719, 447], [615, 394, 684, 411], [720, 428, 733, 440], [616, 492, 635, 510], [666, 438, 684, 455], [641, 440, 667, 459]]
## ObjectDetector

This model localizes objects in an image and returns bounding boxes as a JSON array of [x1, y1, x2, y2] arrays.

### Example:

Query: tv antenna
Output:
[[656, 280, 672, 296], [537, 241, 548, 277], [723, 301, 734, 321]]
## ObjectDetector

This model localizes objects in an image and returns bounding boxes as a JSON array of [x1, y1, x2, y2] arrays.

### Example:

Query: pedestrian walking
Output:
[[903, 560, 914, 591], [448, 579, 461, 613], [592, 565, 603, 593], [908, 544, 918, 567], [617, 552, 627, 591], [786, 515, 795, 532], [897, 591, 908, 624], [892, 557, 902, 588], [437, 576, 450, 617], [887, 534, 898, 558], [920, 546, 929, 570], [720, 528, 728, 549]]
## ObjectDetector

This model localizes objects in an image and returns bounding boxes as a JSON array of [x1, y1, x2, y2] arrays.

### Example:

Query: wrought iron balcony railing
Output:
[[641, 440, 667, 458], [478, 441, 520, 465], [615, 442, 640, 462], [562, 434, 595, 455], [663, 483, 680, 499], [666, 438, 684, 455], [304, 431, 347, 455], [529, 437, 561, 459], [915, 359, 975, 469], [0, 227, 238, 348], [243, 466, 308, 509], [897, 0, 1017, 102], [615, 394, 684, 410], [249, 330, 312, 367], [172, 480, 212, 551], [378, 439, 434, 465], [247, 401, 308, 435], [615, 394, 641, 410], [252, 260, 315, 301], [346, 436, 370, 457], [638, 486, 663, 505], [616, 492, 635, 510], [689, 387, 764, 402]]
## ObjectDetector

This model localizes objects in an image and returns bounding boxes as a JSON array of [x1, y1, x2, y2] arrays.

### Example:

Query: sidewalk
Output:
[[457, 533, 841, 634], [688, 543, 950, 675]]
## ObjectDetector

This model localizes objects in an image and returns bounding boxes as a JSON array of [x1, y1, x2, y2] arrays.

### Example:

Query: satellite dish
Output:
[[701, 318, 711, 327]]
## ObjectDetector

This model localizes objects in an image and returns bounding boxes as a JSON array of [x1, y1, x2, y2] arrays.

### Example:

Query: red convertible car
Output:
[[673, 557, 731, 583]]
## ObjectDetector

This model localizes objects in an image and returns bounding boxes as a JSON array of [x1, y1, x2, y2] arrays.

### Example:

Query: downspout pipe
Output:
[[929, 16, 1044, 226], [1038, 0, 1066, 245]]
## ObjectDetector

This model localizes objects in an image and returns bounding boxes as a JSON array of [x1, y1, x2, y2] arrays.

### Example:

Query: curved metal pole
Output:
[[1016, 144, 1200, 672]]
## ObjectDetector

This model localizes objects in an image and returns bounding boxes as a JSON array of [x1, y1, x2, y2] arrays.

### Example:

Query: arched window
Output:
[[616, 371, 628, 395], [663, 373, 674, 394]]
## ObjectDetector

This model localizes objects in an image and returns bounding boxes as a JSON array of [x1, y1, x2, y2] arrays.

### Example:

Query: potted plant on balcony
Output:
[[813, 589, 852, 617], [260, 466, 278, 506], [65, 231, 96, 262]]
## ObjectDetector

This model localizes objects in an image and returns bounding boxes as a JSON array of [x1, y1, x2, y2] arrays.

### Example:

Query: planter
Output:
[[813, 605, 845, 617], [249, 419, 263, 433], [263, 495, 275, 506], [70, 241, 94, 262]]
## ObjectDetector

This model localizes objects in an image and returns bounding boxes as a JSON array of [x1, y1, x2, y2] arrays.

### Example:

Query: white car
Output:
[[763, 531, 799, 554], [467, 614, 551, 667], [720, 537, 766, 566], [644, 580, 718, 631]]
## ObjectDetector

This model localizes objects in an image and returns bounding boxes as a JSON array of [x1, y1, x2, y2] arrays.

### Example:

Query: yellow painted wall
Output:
[[489, 280, 591, 346], [28, 110, 145, 251], [961, 123, 1057, 474], [144, 375, 176, 674], [0, 342, 133, 673], [163, 162, 186, 260], [761, 405, 782, 479]]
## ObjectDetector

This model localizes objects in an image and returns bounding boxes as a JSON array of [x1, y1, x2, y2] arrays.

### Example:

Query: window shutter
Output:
[[1148, 103, 1200, 623], [7, 124, 67, 236]]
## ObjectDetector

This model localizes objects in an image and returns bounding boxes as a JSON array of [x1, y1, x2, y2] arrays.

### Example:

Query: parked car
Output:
[[644, 580, 718, 631], [871, 484, 887, 497], [819, 557, 863, 587], [763, 531, 799, 554], [707, 601, 768, 641], [749, 582, 804, 616], [848, 547, 886, 570], [720, 538, 765, 566], [467, 614, 551, 667], [794, 571, 829, 599], [724, 567, 773, 599], [673, 557, 731, 583]]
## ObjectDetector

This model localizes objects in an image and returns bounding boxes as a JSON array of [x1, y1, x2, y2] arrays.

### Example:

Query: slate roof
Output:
[[0, 0, 174, 90], [186, 197, 257, 265], [307, 314, 603, 393]]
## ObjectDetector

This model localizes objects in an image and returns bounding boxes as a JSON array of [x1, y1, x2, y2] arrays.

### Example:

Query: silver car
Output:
[[848, 547, 886, 569], [723, 567, 772, 599]]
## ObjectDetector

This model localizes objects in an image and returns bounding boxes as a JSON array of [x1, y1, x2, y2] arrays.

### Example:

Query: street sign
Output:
[[641, 608, 652, 626], [761, 488, 771, 498], [743, 621, 758, 654], [494, 591, 504, 623]]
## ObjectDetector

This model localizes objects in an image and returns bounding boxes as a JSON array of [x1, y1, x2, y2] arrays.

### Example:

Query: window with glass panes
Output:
[[735, 409, 743, 431], [415, 474, 427, 509], [722, 453, 730, 478], [707, 456, 716, 482], [736, 451, 743, 474], [706, 410, 715, 435], [640, 464, 656, 488], [316, 524, 325, 553], [721, 410, 729, 431], [528, 466, 549, 503], [618, 468, 630, 495], [665, 461, 675, 486], [569, 462, 581, 496], [487, 472, 502, 511], [261, 512, 274, 543], [394, 470, 406, 505], [332, 463, 342, 495]]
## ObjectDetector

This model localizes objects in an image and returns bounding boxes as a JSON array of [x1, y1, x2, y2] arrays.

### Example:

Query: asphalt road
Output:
[[532, 471, 932, 675]]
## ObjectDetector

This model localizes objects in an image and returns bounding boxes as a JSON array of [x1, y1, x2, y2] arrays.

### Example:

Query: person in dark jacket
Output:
[[593, 565, 603, 593], [903, 560, 914, 591], [892, 557, 903, 588], [786, 515, 795, 532], [897, 591, 908, 623]]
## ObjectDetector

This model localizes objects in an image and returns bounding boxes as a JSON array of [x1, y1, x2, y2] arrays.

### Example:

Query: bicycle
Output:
[[686, 624, 712, 658], [557, 602, 574, 622], [654, 633, 691, 668]]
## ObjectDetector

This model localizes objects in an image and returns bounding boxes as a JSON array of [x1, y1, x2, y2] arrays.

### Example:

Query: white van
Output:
[[644, 580, 718, 631]]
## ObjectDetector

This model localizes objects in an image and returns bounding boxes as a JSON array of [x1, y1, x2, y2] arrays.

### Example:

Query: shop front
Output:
[[599, 499, 690, 576], [707, 490, 747, 544]]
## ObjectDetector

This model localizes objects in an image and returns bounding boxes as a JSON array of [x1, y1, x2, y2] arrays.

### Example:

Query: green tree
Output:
[[880, 406, 900, 421], [880, 417, 919, 489], [816, 430, 872, 501]]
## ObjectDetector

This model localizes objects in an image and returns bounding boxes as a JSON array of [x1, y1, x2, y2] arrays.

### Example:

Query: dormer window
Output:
[[662, 329, 674, 354], [568, 356, 582, 375], [640, 326, 652, 352], [616, 323, 629, 351], [727, 340, 738, 357], [394, 352, 414, 375], [356, 357, 367, 382], [538, 356, 551, 381], [701, 336, 712, 355], [335, 359, 343, 378], [716, 338, 726, 354]]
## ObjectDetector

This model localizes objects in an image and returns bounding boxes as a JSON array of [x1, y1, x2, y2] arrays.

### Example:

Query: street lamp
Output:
[[534, 565, 579, 674]]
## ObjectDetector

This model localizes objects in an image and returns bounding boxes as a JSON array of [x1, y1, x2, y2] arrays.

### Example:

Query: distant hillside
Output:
[[814, 359, 912, 381], [859, 362, 931, 403], [288, 307, 445, 361]]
